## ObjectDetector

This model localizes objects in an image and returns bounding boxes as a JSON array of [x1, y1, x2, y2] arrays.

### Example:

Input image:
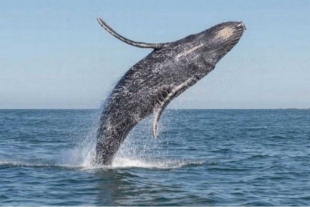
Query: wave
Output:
[[0, 158, 205, 170], [0, 160, 65, 169]]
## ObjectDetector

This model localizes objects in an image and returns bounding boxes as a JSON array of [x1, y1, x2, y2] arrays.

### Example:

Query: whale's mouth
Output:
[[237, 22, 246, 30]]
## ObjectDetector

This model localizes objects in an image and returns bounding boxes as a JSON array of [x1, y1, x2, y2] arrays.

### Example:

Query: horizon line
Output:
[[0, 108, 309, 110]]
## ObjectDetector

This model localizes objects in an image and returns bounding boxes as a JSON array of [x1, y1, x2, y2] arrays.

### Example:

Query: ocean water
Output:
[[0, 109, 310, 205]]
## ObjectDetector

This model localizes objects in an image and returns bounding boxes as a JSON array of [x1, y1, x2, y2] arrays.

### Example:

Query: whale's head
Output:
[[198, 21, 246, 66], [203, 22, 245, 64], [174, 22, 246, 69]]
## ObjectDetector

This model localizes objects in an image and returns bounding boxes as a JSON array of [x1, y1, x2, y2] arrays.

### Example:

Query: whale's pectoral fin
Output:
[[97, 17, 168, 49], [153, 77, 198, 138]]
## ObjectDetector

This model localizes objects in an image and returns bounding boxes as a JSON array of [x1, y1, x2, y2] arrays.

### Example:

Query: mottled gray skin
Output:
[[96, 21, 246, 165]]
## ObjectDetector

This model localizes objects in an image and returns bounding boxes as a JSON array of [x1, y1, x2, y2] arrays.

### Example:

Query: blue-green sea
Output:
[[1, 109, 310, 205]]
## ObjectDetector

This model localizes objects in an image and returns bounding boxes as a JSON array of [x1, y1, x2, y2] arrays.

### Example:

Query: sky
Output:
[[0, 0, 309, 109]]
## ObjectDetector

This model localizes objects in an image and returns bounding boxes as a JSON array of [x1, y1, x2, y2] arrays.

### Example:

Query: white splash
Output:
[[110, 157, 205, 169], [56, 120, 205, 170]]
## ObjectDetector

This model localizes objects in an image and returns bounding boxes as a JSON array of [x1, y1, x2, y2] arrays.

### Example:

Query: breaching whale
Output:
[[96, 18, 246, 165]]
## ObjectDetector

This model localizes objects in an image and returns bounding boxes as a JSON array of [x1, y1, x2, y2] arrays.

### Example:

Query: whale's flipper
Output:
[[97, 18, 167, 49], [153, 77, 198, 138]]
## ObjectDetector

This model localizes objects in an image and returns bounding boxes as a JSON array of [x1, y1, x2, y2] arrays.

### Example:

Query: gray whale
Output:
[[96, 18, 246, 165]]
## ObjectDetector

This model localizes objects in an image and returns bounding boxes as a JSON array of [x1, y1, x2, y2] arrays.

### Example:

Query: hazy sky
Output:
[[1, 0, 309, 109]]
